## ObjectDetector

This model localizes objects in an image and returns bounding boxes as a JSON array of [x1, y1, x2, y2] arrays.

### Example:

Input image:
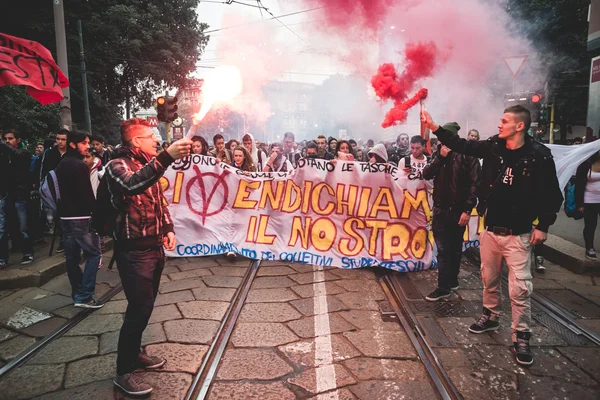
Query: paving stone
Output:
[[0, 289, 16, 300], [335, 292, 383, 311], [217, 256, 253, 266], [94, 268, 121, 287], [343, 330, 417, 359], [0, 327, 17, 343], [232, 322, 299, 347], [167, 268, 213, 281], [251, 276, 296, 289], [145, 343, 208, 373], [6, 307, 53, 330], [290, 296, 349, 316], [202, 275, 243, 288], [160, 275, 170, 283], [162, 266, 180, 275], [239, 302, 302, 323], [328, 268, 377, 280], [30, 336, 98, 364], [491, 320, 568, 347], [21, 315, 65, 338], [288, 271, 341, 285], [247, 288, 299, 303], [457, 290, 483, 301], [446, 367, 495, 400], [209, 266, 247, 276], [34, 379, 114, 400], [257, 266, 297, 276], [177, 260, 220, 271], [436, 348, 475, 370], [308, 388, 357, 400], [25, 294, 73, 312], [178, 300, 229, 320], [149, 304, 183, 324], [337, 310, 402, 332], [558, 347, 600, 383], [112, 290, 127, 300], [164, 319, 219, 344], [334, 279, 382, 293], [0, 334, 36, 361], [0, 364, 65, 400], [349, 380, 438, 400], [437, 317, 498, 345], [526, 348, 598, 386], [154, 289, 195, 306], [95, 299, 128, 315], [288, 263, 315, 273], [65, 313, 123, 336], [51, 304, 80, 319], [159, 278, 206, 294], [98, 330, 119, 355], [3, 288, 53, 304], [0, 303, 22, 323], [287, 314, 357, 338], [279, 334, 361, 368], [192, 287, 236, 302], [209, 382, 296, 400], [342, 357, 428, 381], [288, 364, 357, 395], [135, 372, 192, 400], [290, 282, 347, 298], [64, 353, 117, 389], [40, 275, 73, 297], [216, 348, 294, 380], [142, 323, 167, 346], [518, 373, 598, 400]]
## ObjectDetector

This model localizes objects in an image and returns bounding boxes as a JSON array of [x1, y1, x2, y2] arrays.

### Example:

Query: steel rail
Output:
[[0, 283, 123, 380], [185, 259, 261, 400]]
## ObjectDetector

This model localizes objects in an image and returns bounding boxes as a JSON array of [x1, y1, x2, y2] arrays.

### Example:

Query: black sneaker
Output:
[[21, 255, 34, 265], [586, 249, 597, 259], [74, 298, 104, 309], [513, 331, 534, 366], [114, 372, 153, 396], [469, 309, 500, 333], [534, 256, 546, 272], [56, 243, 64, 253], [450, 282, 460, 290], [425, 288, 451, 302], [0, 261, 7, 270], [137, 352, 166, 370]]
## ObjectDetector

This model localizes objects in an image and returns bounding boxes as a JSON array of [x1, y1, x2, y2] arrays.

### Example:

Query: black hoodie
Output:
[[55, 149, 96, 218]]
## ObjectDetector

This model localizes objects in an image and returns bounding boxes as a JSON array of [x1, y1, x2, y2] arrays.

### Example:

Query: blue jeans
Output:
[[0, 193, 33, 262], [62, 218, 102, 303]]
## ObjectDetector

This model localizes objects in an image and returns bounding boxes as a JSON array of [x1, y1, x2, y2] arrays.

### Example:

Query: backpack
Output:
[[40, 170, 60, 213], [92, 168, 120, 238], [564, 181, 584, 220]]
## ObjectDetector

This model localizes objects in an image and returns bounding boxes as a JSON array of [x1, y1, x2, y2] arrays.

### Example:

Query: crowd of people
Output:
[[1, 104, 599, 394]]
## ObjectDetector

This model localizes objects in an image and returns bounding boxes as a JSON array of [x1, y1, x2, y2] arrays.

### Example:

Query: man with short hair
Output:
[[316, 134, 334, 160], [263, 142, 292, 172], [282, 131, 301, 168], [304, 142, 318, 158], [56, 130, 103, 308], [210, 134, 232, 163], [388, 133, 411, 165], [422, 105, 563, 366], [91, 134, 114, 166], [0, 130, 34, 268], [400, 136, 431, 180], [106, 118, 192, 396]]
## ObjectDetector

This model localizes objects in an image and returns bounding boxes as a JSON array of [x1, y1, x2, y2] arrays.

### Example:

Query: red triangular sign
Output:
[[502, 55, 529, 80]]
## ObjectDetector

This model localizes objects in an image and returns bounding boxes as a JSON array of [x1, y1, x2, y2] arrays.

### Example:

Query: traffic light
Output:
[[529, 92, 543, 125], [503, 91, 544, 124], [156, 96, 167, 122], [166, 96, 178, 122]]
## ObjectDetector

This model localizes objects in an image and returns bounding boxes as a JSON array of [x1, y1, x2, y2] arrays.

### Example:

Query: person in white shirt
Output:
[[401, 135, 431, 181], [83, 152, 104, 198]]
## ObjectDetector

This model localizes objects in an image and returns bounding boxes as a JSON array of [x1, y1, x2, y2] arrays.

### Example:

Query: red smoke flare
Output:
[[310, 0, 397, 33], [371, 41, 438, 127]]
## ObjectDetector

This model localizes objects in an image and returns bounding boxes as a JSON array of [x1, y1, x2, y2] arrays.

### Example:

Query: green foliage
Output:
[[0, 0, 209, 144], [0, 86, 60, 141]]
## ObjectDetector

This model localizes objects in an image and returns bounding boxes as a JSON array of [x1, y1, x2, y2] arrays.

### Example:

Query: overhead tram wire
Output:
[[257, 0, 309, 44]]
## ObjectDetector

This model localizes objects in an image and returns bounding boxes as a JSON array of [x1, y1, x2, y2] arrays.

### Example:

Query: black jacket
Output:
[[0, 142, 32, 200], [423, 150, 480, 213], [574, 155, 598, 208], [40, 146, 66, 183], [55, 150, 96, 218], [432, 126, 563, 232], [388, 145, 411, 166]]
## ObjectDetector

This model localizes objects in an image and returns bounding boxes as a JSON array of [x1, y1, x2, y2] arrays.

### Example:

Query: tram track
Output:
[[0, 283, 123, 380]]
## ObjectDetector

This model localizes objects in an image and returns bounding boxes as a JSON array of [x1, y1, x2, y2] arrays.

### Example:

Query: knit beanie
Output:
[[442, 122, 461, 135]]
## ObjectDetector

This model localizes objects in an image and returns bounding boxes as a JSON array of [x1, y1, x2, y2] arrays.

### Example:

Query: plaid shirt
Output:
[[105, 146, 174, 248]]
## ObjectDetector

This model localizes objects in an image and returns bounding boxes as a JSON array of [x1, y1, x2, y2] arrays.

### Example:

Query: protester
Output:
[[328, 137, 338, 154], [368, 143, 388, 164], [226, 139, 239, 151], [91, 134, 114, 166], [422, 124, 481, 302], [210, 134, 232, 164], [263, 142, 292, 172], [55, 130, 102, 308], [573, 137, 583, 145], [354, 147, 366, 162], [575, 150, 600, 259], [304, 142, 318, 158], [161, 142, 169, 152], [282, 131, 301, 168], [387, 133, 411, 166], [231, 146, 256, 172], [401, 136, 430, 180], [422, 105, 563, 366], [191, 136, 209, 156], [467, 129, 480, 141], [83, 152, 104, 197], [242, 133, 266, 170], [105, 118, 192, 396], [335, 140, 354, 161], [0, 130, 34, 268], [316, 134, 334, 160], [430, 137, 439, 154]]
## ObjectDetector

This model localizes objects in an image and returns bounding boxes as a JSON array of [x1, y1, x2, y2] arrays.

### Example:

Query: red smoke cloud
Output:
[[310, 0, 398, 33], [372, 41, 438, 127]]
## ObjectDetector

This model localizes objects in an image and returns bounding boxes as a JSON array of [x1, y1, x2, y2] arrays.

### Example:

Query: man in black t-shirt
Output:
[[422, 105, 563, 367]]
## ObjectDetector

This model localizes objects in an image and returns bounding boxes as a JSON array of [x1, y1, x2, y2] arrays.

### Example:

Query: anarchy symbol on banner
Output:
[[186, 165, 230, 224]]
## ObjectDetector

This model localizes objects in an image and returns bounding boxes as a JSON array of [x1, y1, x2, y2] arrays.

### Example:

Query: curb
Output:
[[541, 234, 600, 275], [0, 239, 114, 291]]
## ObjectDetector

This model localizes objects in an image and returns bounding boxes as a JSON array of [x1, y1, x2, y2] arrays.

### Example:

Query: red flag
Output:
[[0, 32, 69, 104]]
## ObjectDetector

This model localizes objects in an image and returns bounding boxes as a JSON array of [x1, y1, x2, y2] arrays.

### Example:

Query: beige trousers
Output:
[[479, 229, 533, 341]]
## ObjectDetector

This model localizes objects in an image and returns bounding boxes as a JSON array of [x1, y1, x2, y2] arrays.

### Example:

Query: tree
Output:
[[506, 0, 590, 142], [0, 0, 209, 143], [0, 86, 60, 141]]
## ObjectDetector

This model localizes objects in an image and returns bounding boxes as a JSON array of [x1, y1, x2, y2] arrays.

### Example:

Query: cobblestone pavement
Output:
[[0, 254, 599, 399]]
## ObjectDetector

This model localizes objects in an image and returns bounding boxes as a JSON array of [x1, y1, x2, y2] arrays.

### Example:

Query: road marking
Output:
[[313, 265, 339, 398]]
